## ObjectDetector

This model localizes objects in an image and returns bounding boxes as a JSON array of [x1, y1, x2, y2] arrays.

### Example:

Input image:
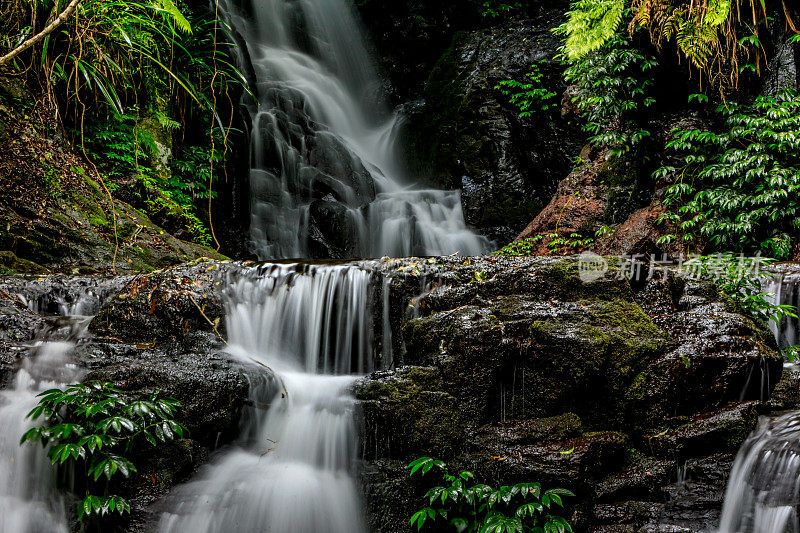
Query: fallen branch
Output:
[[0, 0, 82, 68]]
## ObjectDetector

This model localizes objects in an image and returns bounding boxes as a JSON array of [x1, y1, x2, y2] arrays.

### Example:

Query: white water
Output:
[[220, 0, 491, 258], [718, 267, 800, 532], [0, 342, 77, 533], [718, 413, 800, 533], [0, 280, 119, 533], [763, 269, 800, 349], [158, 264, 371, 533]]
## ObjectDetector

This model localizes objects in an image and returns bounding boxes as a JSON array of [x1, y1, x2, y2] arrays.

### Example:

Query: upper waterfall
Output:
[[219, 0, 492, 259]]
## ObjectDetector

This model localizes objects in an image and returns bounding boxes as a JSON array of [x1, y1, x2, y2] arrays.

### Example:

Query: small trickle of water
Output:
[[158, 264, 371, 533], [763, 268, 800, 349]]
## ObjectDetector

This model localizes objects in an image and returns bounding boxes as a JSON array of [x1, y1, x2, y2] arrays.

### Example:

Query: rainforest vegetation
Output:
[[1, 0, 799, 532]]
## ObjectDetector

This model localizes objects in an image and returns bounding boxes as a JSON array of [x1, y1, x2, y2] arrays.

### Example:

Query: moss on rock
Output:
[[356, 366, 467, 459]]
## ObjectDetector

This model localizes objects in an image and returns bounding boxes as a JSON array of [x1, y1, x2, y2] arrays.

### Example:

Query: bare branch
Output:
[[0, 0, 82, 68]]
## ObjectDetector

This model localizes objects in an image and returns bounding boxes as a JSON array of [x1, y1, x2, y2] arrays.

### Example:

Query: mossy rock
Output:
[[0, 250, 49, 274], [356, 366, 467, 459]]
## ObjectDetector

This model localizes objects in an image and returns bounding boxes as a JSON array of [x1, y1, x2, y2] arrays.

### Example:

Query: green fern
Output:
[[704, 0, 731, 26], [150, 0, 192, 34], [558, 0, 625, 60]]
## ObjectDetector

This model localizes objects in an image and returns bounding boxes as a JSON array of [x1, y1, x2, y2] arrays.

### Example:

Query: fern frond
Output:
[[560, 0, 625, 60], [149, 0, 192, 34], [704, 0, 731, 26]]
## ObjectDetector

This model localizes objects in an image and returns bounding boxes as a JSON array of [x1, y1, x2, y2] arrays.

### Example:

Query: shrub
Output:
[[657, 89, 800, 259], [561, 33, 657, 158], [21, 381, 187, 522], [408, 457, 574, 533]]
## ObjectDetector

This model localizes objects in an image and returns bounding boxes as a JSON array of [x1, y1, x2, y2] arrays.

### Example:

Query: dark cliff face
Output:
[[357, 1, 800, 253]]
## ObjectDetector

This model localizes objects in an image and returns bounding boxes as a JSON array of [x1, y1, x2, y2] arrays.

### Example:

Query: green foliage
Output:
[[558, 0, 786, 92], [682, 254, 798, 326], [81, 111, 222, 245], [783, 345, 800, 364], [408, 457, 574, 533], [563, 34, 657, 158], [2, 0, 243, 120], [657, 89, 800, 259], [494, 237, 543, 257], [21, 381, 187, 523], [170, 140, 225, 204], [495, 229, 603, 256], [558, 0, 625, 61], [480, 1, 522, 18], [496, 61, 559, 117]]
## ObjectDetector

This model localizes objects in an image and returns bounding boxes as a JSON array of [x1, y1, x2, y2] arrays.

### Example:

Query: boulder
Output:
[[89, 260, 243, 348], [358, 255, 784, 532]]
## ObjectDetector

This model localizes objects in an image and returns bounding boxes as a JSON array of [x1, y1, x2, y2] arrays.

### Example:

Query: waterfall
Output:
[[718, 267, 800, 532], [158, 263, 372, 533], [718, 413, 800, 533], [219, 0, 491, 259], [0, 342, 75, 533], [0, 282, 110, 533], [763, 268, 800, 349]]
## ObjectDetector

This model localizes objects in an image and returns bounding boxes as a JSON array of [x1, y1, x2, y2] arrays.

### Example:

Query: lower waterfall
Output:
[[158, 263, 371, 533], [0, 280, 112, 533], [718, 267, 800, 533], [718, 412, 800, 533], [0, 341, 75, 533]]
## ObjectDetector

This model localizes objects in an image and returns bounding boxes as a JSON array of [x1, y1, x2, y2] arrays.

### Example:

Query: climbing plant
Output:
[[656, 89, 800, 259], [496, 61, 559, 117], [21, 381, 187, 523], [562, 33, 658, 157], [408, 457, 574, 532]]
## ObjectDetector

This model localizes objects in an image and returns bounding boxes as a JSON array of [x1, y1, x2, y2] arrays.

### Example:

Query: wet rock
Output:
[[359, 459, 418, 533], [0, 297, 44, 386], [89, 260, 242, 348], [360, 255, 784, 532], [400, 259, 669, 428], [78, 339, 256, 447], [769, 366, 800, 410], [473, 413, 584, 448], [400, 14, 582, 240], [593, 456, 674, 503], [630, 302, 782, 423], [643, 402, 762, 458], [355, 366, 465, 459]]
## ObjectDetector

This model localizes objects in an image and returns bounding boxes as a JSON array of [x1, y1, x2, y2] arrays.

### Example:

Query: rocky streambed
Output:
[[0, 256, 793, 532]]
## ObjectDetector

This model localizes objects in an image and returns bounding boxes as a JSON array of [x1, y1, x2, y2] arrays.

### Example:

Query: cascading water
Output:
[[718, 413, 800, 533], [0, 341, 75, 533], [219, 0, 491, 259], [718, 267, 800, 533], [0, 281, 114, 533], [158, 263, 372, 533], [764, 267, 800, 349]]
